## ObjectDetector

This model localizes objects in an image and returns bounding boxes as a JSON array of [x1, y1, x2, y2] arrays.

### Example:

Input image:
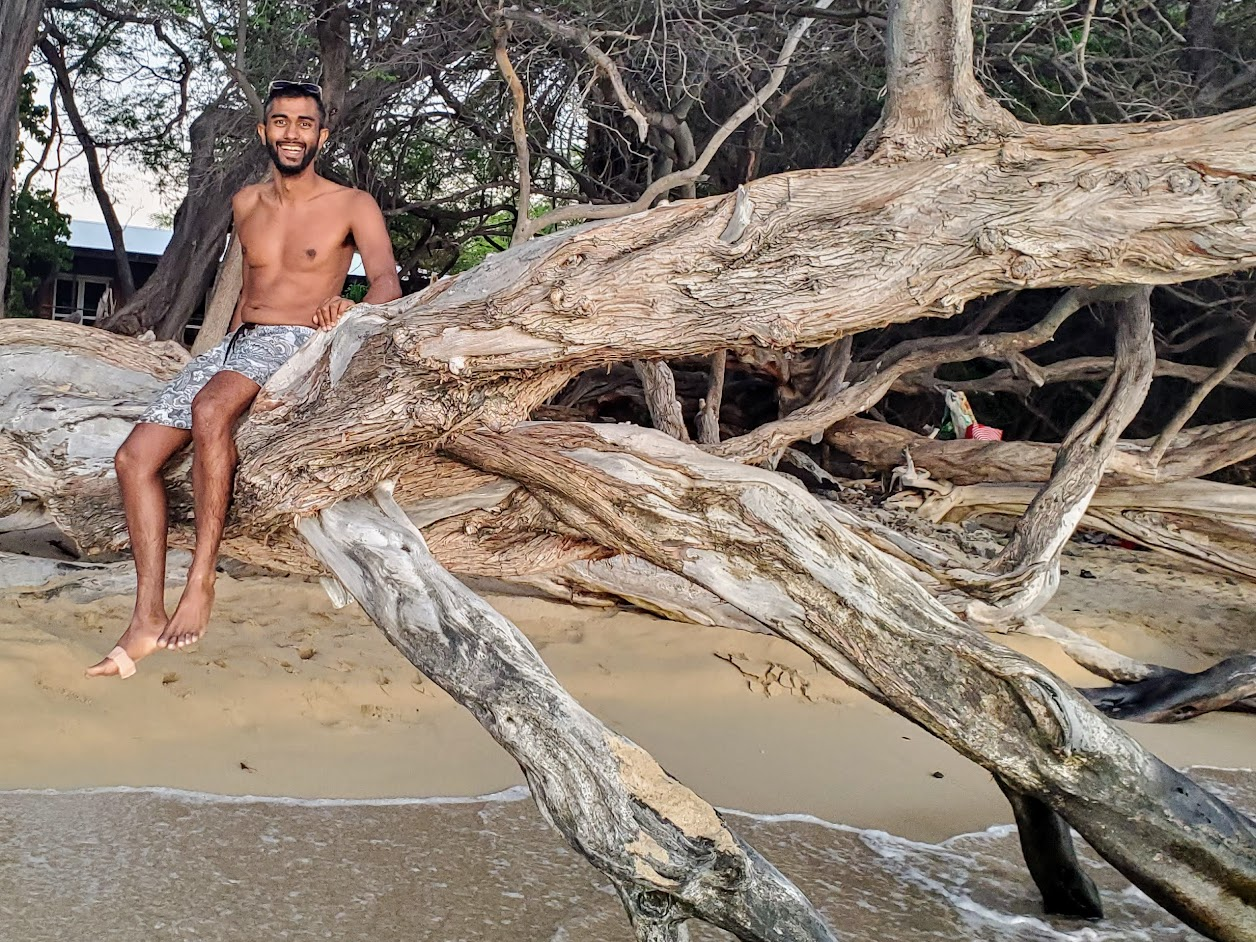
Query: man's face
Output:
[[258, 95, 328, 176]]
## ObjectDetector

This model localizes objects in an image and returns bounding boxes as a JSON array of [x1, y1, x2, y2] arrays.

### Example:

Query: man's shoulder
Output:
[[233, 184, 266, 209], [320, 179, 378, 208]]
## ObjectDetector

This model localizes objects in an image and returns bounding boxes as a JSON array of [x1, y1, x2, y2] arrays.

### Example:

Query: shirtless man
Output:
[[87, 80, 401, 678]]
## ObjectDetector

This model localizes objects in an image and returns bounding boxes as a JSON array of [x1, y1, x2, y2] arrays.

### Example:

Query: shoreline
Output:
[[4, 541, 1256, 843]]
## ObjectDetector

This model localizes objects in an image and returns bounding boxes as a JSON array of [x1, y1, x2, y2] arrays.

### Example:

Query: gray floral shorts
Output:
[[139, 323, 316, 429]]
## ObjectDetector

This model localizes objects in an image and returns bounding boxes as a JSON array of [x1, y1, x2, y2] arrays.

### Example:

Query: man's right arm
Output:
[[226, 190, 254, 331]]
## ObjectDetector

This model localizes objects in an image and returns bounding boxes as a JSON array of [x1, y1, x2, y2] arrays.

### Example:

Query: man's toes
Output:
[[85, 658, 119, 678]]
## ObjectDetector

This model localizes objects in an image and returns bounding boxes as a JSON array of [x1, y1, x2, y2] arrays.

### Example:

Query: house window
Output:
[[53, 275, 113, 325]]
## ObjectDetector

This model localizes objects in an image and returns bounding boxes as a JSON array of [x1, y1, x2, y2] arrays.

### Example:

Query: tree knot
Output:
[[1123, 170, 1151, 197], [974, 227, 1007, 256], [1008, 253, 1039, 282], [548, 281, 597, 318], [1219, 179, 1255, 218], [1166, 166, 1202, 195], [996, 142, 1033, 170]]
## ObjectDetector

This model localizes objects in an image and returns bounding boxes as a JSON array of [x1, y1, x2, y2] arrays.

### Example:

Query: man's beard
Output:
[[267, 139, 318, 176]]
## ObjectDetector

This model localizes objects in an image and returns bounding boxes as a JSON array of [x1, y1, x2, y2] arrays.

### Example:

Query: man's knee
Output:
[[114, 440, 142, 478], [190, 388, 240, 436], [115, 436, 162, 479]]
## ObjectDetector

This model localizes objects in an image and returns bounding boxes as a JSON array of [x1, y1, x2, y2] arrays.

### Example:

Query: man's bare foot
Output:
[[86, 612, 168, 678], [158, 576, 215, 650]]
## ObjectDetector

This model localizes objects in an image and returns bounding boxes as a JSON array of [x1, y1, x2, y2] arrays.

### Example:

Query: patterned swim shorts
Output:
[[139, 323, 316, 429]]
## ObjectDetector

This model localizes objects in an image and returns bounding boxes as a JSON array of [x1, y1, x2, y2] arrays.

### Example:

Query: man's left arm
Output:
[[352, 191, 402, 304], [313, 192, 402, 329]]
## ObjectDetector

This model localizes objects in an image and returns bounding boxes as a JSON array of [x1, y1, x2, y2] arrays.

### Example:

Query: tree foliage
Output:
[[5, 187, 70, 317], [6, 72, 69, 318]]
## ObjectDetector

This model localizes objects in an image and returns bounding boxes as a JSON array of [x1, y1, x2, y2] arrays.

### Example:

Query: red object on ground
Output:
[[965, 423, 1004, 441]]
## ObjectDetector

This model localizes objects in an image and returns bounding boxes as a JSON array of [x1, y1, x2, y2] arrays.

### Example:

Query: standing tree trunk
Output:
[[99, 106, 261, 339], [38, 35, 136, 303], [0, 0, 46, 319], [190, 234, 242, 355]]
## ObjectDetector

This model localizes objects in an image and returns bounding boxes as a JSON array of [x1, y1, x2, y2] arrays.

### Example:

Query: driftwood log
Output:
[[6, 0, 1256, 937], [6, 325, 1256, 938]]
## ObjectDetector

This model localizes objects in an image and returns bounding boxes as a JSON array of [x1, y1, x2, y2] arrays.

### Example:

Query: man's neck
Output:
[[268, 167, 321, 203]]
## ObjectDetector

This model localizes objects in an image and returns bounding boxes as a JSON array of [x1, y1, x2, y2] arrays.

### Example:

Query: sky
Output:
[[36, 159, 177, 229], [20, 71, 186, 231]]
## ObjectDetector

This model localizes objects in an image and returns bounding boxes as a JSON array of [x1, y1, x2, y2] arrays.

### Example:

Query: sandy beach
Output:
[[4, 538, 1255, 836], [3, 537, 1254, 940]]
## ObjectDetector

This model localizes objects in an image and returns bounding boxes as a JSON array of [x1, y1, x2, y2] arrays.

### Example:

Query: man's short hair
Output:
[[264, 80, 327, 127]]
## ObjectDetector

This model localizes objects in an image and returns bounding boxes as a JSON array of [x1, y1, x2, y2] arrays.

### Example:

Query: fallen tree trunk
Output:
[[228, 105, 1256, 526], [1080, 655, 1256, 723], [445, 422, 1256, 942], [0, 550, 188, 602], [828, 416, 1256, 487], [298, 486, 836, 942], [888, 478, 1256, 582]]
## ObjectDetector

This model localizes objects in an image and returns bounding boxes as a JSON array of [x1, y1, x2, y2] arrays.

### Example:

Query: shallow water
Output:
[[1, 768, 1250, 941]]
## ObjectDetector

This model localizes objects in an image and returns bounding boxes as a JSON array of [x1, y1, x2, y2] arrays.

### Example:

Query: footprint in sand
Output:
[[715, 651, 819, 703], [359, 703, 402, 722]]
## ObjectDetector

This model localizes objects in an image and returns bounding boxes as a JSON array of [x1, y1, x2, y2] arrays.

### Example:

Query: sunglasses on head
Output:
[[268, 80, 323, 98]]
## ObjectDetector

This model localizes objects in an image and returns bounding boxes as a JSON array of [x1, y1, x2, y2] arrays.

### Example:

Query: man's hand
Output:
[[312, 296, 356, 330]]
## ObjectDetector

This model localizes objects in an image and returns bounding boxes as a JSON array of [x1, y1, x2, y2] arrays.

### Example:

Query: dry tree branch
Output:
[[1074, 0, 1100, 89], [518, 0, 834, 241], [188, 0, 263, 118], [897, 356, 1256, 398], [493, 24, 532, 247], [712, 287, 1131, 464], [1148, 317, 1256, 466], [502, 8, 650, 142]]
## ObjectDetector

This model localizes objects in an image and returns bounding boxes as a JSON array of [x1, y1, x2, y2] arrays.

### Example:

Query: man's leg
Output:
[[158, 370, 261, 650], [86, 423, 192, 677]]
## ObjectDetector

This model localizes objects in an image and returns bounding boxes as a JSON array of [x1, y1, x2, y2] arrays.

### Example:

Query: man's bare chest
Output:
[[238, 207, 354, 273]]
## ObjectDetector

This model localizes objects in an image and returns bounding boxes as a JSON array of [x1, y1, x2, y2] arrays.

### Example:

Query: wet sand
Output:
[[4, 767, 1249, 942]]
